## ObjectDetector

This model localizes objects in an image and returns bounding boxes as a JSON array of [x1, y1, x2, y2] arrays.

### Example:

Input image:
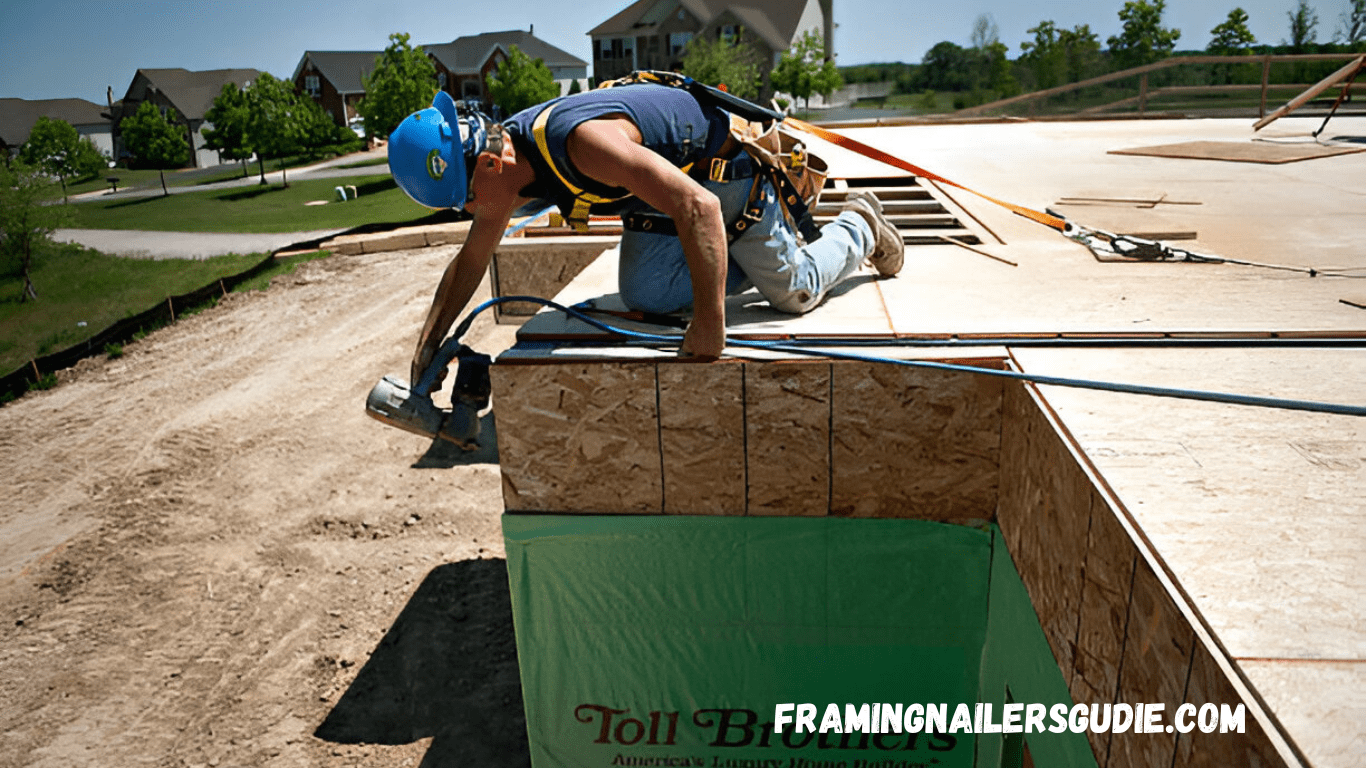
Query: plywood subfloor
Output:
[[1009, 347, 1365, 768]]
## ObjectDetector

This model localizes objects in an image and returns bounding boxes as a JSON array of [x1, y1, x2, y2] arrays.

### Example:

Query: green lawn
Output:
[[0, 243, 286, 374], [68, 173, 431, 233]]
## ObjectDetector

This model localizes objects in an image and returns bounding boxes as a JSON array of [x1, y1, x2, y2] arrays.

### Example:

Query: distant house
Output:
[[113, 68, 261, 168], [292, 51, 380, 129], [588, 0, 833, 91], [0, 97, 112, 158], [425, 29, 589, 111]]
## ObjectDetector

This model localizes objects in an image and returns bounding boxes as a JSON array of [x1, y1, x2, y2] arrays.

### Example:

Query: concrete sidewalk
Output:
[[53, 228, 347, 259]]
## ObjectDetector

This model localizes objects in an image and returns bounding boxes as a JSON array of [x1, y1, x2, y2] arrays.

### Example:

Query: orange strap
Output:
[[783, 117, 1066, 232]]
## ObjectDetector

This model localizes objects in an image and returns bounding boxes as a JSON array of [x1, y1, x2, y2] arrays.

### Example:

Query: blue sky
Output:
[[1, 0, 1352, 103]]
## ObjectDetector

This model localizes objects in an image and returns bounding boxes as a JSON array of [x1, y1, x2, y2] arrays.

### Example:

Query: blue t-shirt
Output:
[[505, 83, 730, 218]]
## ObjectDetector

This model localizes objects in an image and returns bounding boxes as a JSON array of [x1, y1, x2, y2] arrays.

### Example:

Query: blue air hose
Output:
[[434, 295, 1366, 418]]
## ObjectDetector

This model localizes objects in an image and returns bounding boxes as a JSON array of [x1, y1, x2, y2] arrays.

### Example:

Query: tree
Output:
[[769, 30, 843, 109], [1338, 0, 1365, 43], [358, 33, 436, 141], [486, 45, 561, 116], [202, 82, 254, 176], [1021, 21, 1067, 89], [1286, 0, 1319, 51], [567, 78, 583, 95], [1059, 25, 1102, 83], [119, 101, 190, 195], [297, 96, 363, 160], [916, 41, 973, 92], [1107, 0, 1182, 69], [245, 73, 306, 187], [1208, 8, 1257, 54], [18, 117, 107, 201], [0, 162, 72, 302], [680, 33, 762, 100]]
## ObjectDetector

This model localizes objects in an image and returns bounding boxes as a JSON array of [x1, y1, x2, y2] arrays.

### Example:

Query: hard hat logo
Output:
[[426, 149, 447, 181]]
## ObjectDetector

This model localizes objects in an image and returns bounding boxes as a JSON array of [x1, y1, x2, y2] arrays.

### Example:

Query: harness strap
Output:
[[532, 103, 636, 232]]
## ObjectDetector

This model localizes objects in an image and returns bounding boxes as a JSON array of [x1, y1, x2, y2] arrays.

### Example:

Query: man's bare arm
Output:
[[566, 118, 728, 359], [411, 210, 511, 386]]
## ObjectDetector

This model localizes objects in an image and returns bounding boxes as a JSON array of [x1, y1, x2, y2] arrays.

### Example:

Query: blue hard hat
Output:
[[388, 91, 493, 209]]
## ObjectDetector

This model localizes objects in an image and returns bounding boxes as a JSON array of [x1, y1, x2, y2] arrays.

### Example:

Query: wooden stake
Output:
[[167, 297, 175, 322], [937, 235, 1018, 267]]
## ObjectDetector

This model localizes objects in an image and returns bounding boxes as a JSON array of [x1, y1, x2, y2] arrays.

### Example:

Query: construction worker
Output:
[[387, 84, 904, 382]]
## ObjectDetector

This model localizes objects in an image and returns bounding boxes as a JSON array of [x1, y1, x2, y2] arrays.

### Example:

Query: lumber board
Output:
[[1107, 559, 1194, 768], [829, 361, 1002, 524], [1253, 55, 1365, 130], [490, 361, 661, 514], [1173, 648, 1296, 768], [1071, 488, 1140, 762], [744, 362, 830, 516], [658, 362, 746, 515], [1108, 139, 1366, 164]]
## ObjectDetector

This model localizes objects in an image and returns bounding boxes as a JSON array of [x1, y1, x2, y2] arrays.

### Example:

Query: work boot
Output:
[[841, 190, 904, 277]]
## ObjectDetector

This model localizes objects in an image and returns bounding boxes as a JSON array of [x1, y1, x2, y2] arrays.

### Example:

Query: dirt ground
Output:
[[0, 245, 531, 767]]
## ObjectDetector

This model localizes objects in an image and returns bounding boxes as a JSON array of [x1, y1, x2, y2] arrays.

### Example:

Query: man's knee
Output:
[[620, 281, 688, 315], [768, 287, 818, 314]]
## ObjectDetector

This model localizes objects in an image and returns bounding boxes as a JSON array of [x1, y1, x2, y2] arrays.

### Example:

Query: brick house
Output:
[[588, 0, 833, 93], [292, 51, 380, 130], [425, 29, 588, 113], [112, 68, 261, 168]]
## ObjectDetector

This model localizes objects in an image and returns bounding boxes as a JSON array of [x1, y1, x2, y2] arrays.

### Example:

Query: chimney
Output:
[[530, 23, 534, 34]]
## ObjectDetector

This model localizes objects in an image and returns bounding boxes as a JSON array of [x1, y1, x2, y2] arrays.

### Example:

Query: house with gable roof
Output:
[[588, 0, 833, 91], [112, 68, 261, 168], [425, 29, 588, 112], [292, 50, 381, 130], [0, 97, 111, 158]]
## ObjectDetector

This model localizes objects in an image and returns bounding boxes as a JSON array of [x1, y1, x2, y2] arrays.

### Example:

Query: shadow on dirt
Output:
[[315, 557, 529, 767], [411, 412, 499, 469]]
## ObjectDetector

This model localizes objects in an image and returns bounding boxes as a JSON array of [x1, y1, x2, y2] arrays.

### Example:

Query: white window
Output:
[[669, 32, 693, 56], [720, 25, 740, 44], [438, 72, 447, 89], [305, 75, 320, 96]]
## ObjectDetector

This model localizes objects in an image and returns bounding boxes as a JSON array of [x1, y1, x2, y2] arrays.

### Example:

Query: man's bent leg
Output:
[[617, 177, 756, 314], [730, 181, 873, 314]]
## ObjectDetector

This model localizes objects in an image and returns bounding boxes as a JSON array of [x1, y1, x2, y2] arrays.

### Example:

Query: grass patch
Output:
[[0, 241, 267, 373], [67, 173, 429, 233]]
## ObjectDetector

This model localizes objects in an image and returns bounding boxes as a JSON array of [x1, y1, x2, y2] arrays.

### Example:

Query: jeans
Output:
[[617, 174, 872, 315]]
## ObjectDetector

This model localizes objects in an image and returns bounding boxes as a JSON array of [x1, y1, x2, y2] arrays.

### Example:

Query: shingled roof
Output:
[[125, 68, 261, 121], [291, 51, 382, 94], [425, 30, 587, 75], [0, 97, 107, 148], [589, 0, 813, 52]]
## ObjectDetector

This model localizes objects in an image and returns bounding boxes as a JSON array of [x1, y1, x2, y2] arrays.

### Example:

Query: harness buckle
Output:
[[709, 157, 729, 182]]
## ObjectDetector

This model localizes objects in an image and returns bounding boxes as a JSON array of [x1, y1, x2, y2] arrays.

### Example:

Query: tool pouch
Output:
[[727, 115, 828, 244]]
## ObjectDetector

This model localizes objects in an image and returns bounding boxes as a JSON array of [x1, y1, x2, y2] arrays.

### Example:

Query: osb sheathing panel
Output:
[[1174, 645, 1289, 768], [996, 383, 1090, 681], [1071, 488, 1139, 762], [996, 381, 1037, 559], [490, 362, 661, 514], [658, 363, 745, 515], [491, 239, 616, 316], [1108, 560, 1195, 768], [745, 362, 830, 517], [830, 363, 1001, 524]]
